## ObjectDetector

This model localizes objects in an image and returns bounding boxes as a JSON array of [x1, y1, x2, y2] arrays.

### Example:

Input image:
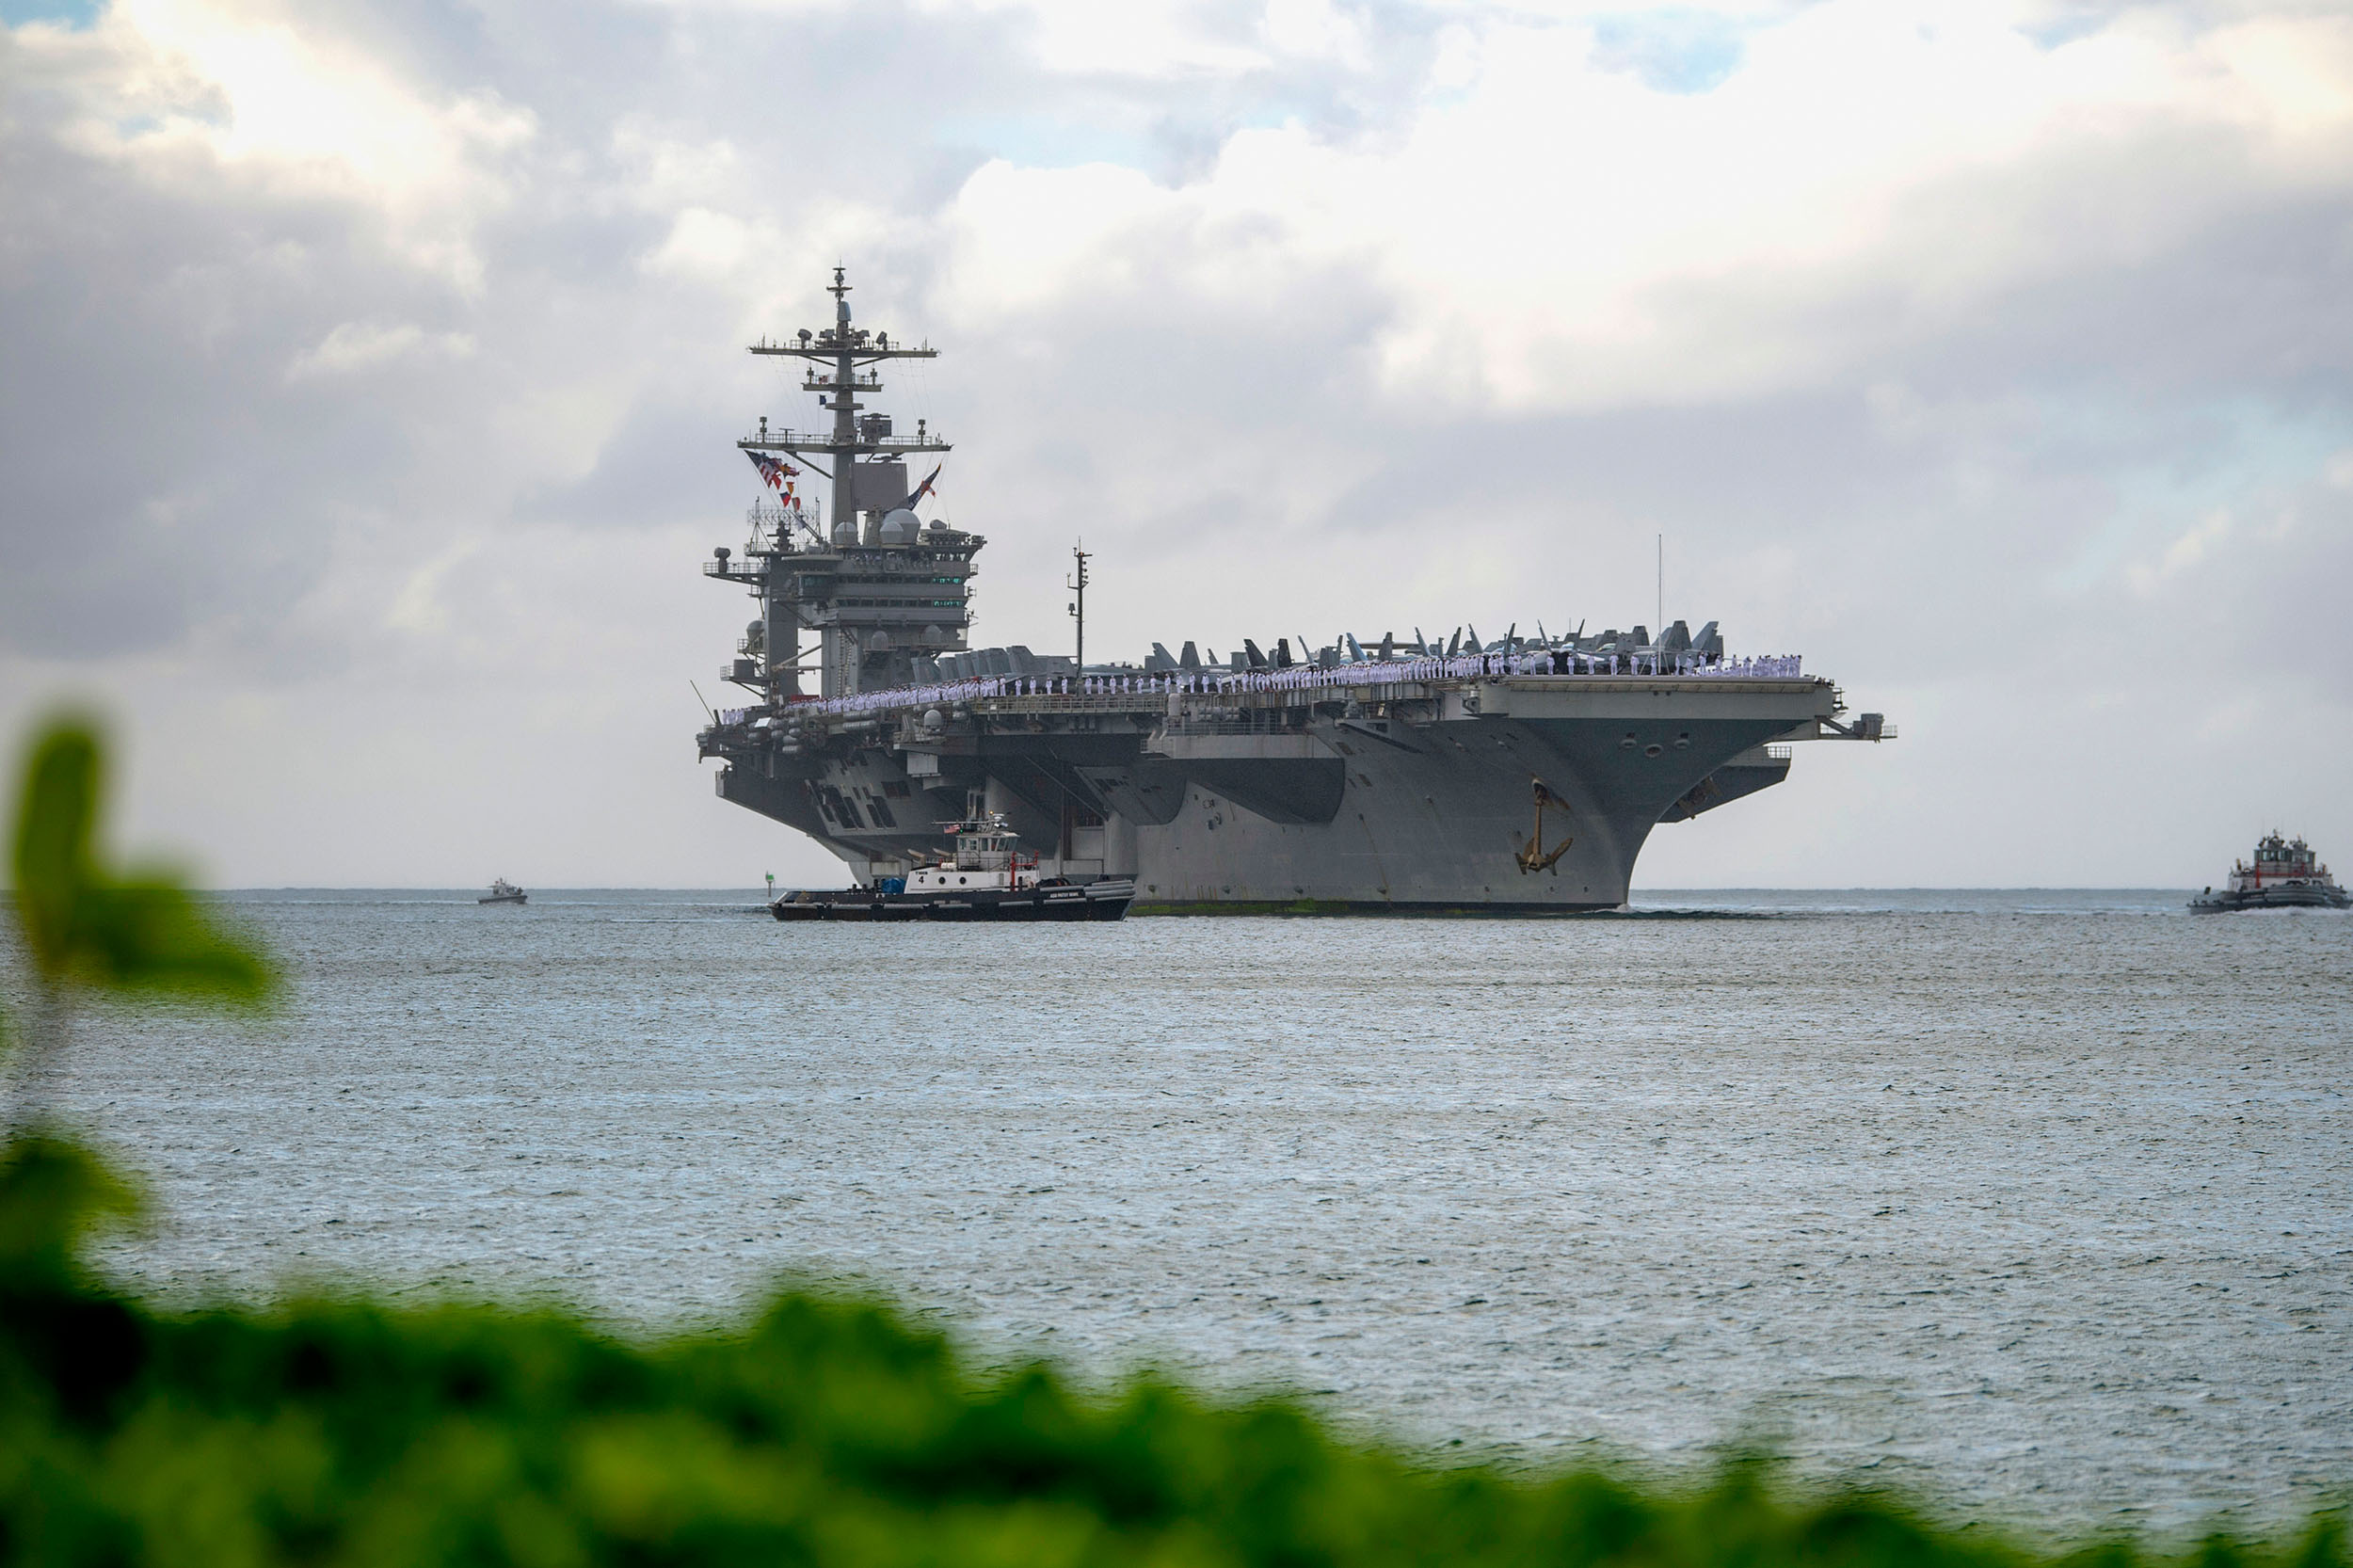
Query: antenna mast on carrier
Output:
[[731, 267, 959, 699]]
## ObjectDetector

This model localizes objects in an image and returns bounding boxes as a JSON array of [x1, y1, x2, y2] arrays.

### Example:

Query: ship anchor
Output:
[[1514, 777, 1574, 876]]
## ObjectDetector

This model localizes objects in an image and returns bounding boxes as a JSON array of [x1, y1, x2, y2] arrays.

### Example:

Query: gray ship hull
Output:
[[2189, 885, 2351, 912], [710, 675, 1846, 913]]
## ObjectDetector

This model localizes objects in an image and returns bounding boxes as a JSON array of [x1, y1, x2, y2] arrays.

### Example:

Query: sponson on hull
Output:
[[698, 269, 1896, 914], [2191, 833, 2350, 912], [770, 810, 1134, 921]]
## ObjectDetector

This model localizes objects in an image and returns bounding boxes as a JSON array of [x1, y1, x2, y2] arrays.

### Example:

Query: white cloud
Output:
[[608, 122, 743, 212], [286, 321, 474, 379], [7, 0, 2353, 888], [640, 207, 762, 283], [19, 0, 535, 289], [961, 0, 1270, 76], [938, 160, 1182, 317], [2126, 508, 2233, 594], [384, 537, 480, 635], [933, 0, 2353, 412], [1262, 0, 1369, 69], [1429, 23, 1480, 91]]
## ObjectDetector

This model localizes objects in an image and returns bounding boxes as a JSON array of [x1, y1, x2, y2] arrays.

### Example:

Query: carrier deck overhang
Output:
[[699, 671, 1885, 914]]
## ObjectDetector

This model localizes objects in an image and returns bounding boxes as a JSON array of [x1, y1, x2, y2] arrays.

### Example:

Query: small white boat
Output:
[[478, 878, 528, 905]]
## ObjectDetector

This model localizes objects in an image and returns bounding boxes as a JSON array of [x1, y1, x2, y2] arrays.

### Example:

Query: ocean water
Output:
[[21, 889, 2353, 1539]]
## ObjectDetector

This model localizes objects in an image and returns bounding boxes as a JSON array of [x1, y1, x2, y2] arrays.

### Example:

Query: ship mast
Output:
[[737, 267, 956, 697], [1068, 543, 1090, 672], [744, 268, 950, 532], [744, 268, 949, 531]]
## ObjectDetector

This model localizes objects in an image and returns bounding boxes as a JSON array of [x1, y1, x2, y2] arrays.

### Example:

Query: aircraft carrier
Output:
[[696, 270, 1894, 913]]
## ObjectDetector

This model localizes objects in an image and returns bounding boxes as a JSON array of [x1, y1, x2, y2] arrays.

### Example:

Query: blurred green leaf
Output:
[[11, 720, 99, 977], [8, 718, 275, 1005], [0, 1182, 2334, 1568], [0, 1130, 144, 1287], [64, 876, 277, 1000]]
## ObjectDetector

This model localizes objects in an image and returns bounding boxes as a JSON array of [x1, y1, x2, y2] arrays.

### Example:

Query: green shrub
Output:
[[3, 726, 2342, 1568], [0, 1139, 2343, 1568]]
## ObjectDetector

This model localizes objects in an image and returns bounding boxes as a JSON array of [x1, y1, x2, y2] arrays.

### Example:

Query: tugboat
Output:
[[478, 878, 528, 905], [770, 813, 1134, 921], [2190, 833, 2350, 912]]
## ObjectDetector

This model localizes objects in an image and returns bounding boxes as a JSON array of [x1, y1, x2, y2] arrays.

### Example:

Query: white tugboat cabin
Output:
[[904, 816, 1041, 893]]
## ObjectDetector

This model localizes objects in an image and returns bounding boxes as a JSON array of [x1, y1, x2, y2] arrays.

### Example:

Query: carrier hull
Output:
[[711, 676, 1842, 913]]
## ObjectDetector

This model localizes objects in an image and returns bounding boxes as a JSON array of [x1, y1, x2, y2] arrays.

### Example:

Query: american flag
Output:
[[745, 450, 798, 491]]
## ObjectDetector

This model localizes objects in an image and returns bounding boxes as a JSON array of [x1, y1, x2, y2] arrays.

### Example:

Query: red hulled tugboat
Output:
[[2190, 832, 2350, 912]]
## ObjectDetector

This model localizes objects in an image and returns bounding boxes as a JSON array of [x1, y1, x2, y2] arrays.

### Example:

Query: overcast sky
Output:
[[3, 0, 2349, 888]]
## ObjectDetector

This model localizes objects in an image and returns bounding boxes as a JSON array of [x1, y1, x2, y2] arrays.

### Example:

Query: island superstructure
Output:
[[696, 270, 1894, 913]]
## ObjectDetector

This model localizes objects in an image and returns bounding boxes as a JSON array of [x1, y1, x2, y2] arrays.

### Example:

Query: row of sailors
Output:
[[751, 651, 1805, 723]]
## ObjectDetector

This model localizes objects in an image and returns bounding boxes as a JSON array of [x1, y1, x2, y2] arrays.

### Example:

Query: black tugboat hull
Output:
[[2190, 886, 2351, 913], [770, 880, 1134, 922]]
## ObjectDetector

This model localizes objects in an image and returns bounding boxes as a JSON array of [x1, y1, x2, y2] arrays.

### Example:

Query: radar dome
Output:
[[879, 508, 920, 544], [831, 518, 857, 546]]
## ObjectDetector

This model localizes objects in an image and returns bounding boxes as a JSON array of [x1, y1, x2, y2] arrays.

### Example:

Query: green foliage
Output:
[[0, 718, 2340, 1567], [0, 1133, 142, 1288], [8, 718, 274, 1006], [0, 1143, 2341, 1568]]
